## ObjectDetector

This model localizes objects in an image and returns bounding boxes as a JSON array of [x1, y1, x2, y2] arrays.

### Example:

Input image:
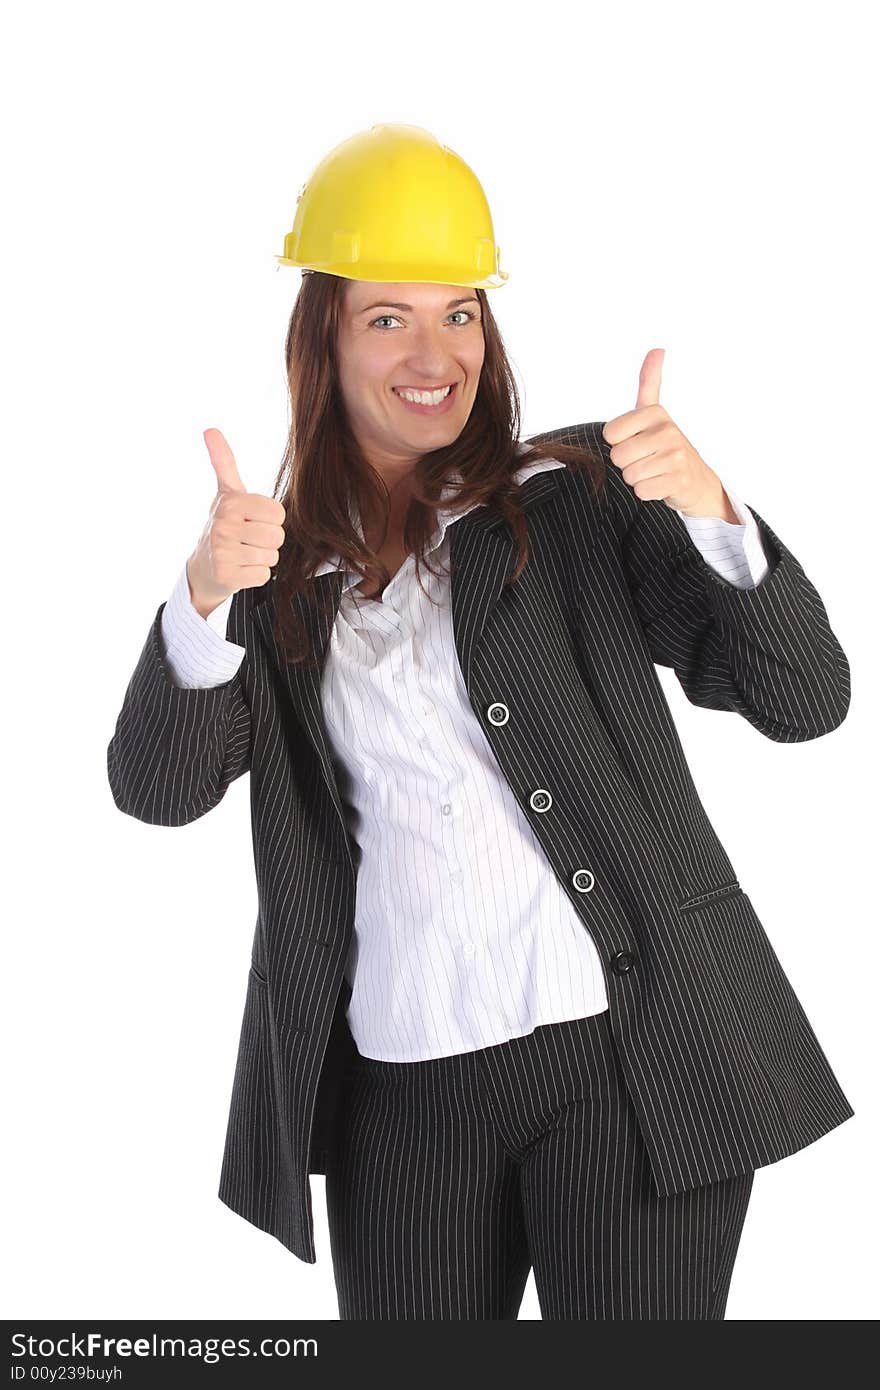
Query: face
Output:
[[336, 280, 485, 483]]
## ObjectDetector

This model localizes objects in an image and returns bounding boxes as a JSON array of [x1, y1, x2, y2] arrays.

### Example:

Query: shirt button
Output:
[[441, 804, 452, 815], [462, 942, 476, 959], [450, 870, 464, 886]]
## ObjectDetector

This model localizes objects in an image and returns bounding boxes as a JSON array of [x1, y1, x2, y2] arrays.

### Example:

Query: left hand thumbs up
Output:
[[602, 348, 727, 516]]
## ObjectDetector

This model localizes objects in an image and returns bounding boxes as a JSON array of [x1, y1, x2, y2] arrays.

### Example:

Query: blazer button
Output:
[[610, 951, 635, 975], [572, 869, 595, 893], [486, 701, 510, 726], [529, 788, 553, 813]]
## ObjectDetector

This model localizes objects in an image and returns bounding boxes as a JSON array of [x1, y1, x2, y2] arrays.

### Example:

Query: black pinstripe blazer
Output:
[[107, 419, 854, 1264]]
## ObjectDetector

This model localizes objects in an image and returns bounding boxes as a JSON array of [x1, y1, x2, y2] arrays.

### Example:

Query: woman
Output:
[[107, 124, 853, 1319]]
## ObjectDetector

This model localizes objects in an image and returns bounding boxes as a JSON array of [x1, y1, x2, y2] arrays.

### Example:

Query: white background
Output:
[[3, 0, 876, 1322]]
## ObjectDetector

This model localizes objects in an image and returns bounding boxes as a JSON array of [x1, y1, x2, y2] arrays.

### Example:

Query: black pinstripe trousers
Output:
[[325, 1008, 754, 1320]]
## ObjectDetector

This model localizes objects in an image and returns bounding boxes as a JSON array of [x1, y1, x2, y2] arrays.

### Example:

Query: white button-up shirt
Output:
[[159, 450, 768, 1061]]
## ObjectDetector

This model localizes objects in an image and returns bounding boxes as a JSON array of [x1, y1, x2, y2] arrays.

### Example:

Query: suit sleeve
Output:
[[106, 586, 253, 826], [601, 435, 851, 742]]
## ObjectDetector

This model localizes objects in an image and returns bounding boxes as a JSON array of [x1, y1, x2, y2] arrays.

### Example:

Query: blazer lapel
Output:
[[252, 466, 564, 863], [449, 466, 562, 693]]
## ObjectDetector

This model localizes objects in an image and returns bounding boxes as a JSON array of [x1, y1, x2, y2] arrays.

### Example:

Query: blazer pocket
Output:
[[248, 960, 269, 985], [677, 880, 743, 912]]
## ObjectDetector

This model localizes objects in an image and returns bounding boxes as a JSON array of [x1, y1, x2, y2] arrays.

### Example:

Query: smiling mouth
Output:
[[393, 381, 456, 394], [392, 382, 459, 409]]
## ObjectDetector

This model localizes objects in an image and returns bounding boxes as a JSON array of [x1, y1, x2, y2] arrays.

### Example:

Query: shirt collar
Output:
[[312, 442, 565, 593]]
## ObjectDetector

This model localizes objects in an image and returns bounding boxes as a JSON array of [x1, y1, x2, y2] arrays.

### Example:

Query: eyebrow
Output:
[[356, 297, 480, 314]]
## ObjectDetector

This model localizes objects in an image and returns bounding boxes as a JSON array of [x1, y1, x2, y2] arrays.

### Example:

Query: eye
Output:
[[369, 310, 480, 331]]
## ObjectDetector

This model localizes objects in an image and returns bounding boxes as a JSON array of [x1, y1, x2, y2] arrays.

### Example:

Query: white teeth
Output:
[[394, 384, 453, 405]]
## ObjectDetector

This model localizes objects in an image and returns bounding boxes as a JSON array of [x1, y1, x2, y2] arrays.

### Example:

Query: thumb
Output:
[[203, 427, 246, 493], [636, 348, 665, 410]]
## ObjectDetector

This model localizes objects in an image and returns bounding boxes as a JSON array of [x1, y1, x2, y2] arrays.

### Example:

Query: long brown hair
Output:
[[267, 271, 607, 668]]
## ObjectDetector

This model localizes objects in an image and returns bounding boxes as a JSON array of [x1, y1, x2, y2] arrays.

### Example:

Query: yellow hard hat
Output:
[[276, 123, 509, 290]]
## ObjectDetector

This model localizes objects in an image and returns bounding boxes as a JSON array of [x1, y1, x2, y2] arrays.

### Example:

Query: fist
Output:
[[186, 428, 287, 618]]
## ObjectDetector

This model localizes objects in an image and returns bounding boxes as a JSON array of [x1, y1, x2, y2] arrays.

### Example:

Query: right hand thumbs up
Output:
[[186, 428, 287, 619], [205, 424, 248, 495]]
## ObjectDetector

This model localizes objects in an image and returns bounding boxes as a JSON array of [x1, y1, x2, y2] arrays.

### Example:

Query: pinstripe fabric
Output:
[[107, 419, 853, 1267], [325, 1010, 754, 1319]]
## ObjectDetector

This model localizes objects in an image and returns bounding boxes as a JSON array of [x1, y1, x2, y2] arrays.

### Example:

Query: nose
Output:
[[400, 327, 460, 376]]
